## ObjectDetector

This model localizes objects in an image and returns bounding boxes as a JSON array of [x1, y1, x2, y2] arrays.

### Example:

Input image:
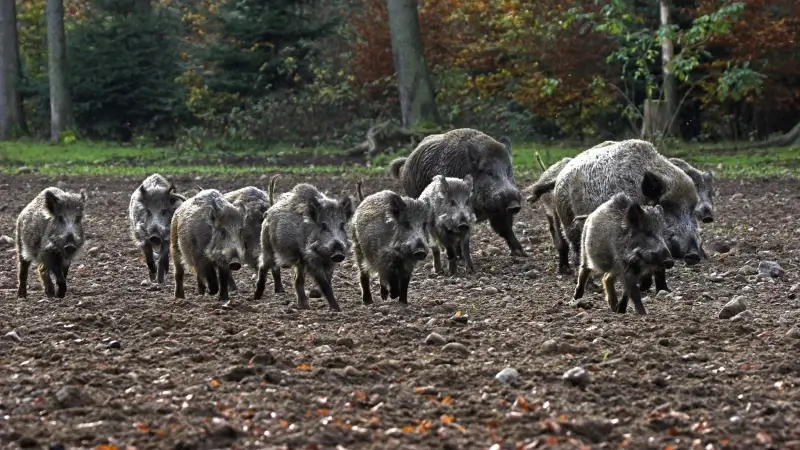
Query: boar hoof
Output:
[[17, 288, 27, 299], [558, 265, 573, 275]]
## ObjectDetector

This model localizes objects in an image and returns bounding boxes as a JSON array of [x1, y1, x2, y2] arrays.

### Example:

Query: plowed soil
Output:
[[1, 173, 799, 450]]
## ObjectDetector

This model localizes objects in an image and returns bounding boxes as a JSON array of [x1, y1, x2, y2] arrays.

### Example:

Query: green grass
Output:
[[1, 138, 798, 179]]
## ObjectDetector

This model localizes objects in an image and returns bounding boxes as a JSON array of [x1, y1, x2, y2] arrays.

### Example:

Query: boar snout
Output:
[[506, 199, 521, 214], [684, 253, 701, 266], [457, 222, 470, 232], [148, 235, 162, 245], [329, 240, 347, 263], [64, 244, 78, 255], [229, 258, 242, 271], [412, 239, 428, 261], [661, 257, 675, 269]]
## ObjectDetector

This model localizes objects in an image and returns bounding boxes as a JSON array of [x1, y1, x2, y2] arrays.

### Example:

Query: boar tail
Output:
[[356, 180, 365, 202], [388, 157, 407, 179], [268, 174, 281, 205]]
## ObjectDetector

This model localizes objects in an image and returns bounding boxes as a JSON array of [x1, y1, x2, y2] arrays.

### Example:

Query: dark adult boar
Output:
[[553, 139, 702, 293], [129, 174, 185, 284], [254, 182, 353, 312], [418, 175, 476, 275], [524, 154, 574, 273], [388, 128, 526, 256], [171, 189, 245, 302], [573, 191, 675, 315], [16, 187, 88, 298], [223, 186, 281, 294], [350, 190, 432, 305]]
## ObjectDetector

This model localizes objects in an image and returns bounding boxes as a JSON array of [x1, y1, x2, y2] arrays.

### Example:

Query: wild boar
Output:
[[418, 175, 476, 275]]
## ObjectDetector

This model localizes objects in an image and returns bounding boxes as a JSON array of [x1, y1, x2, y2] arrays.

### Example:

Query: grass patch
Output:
[[1, 139, 798, 179]]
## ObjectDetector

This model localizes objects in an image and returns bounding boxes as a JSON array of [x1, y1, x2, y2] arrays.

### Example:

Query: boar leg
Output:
[[17, 256, 30, 298], [489, 215, 527, 257], [617, 293, 629, 314], [628, 283, 647, 315], [359, 270, 374, 305], [460, 235, 475, 273], [218, 266, 231, 302], [51, 257, 67, 298], [141, 242, 157, 283], [445, 245, 459, 276], [573, 266, 591, 300], [388, 270, 401, 299], [379, 279, 389, 300], [398, 270, 411, 305], [293, 264, 310, 310], [38, 262, 55, 298], [62, 261, 70, 279], [311, 266, 341, 312], [653, 269, 670, 293], [227, 272, 238, 294], [639, 274, 653, 292], [254, 264, 268, 300], [432, 246, 444, 275], [602, 273, 619, 312], [156, 248, 170, 284], [548, 215, 572, 274], [272, 268, 284, 293]]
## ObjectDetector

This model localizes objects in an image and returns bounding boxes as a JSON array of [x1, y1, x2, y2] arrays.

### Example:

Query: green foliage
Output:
[[66, 0, 188, 141]]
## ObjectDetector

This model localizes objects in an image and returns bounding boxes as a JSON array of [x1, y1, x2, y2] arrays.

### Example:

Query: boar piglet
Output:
[[223, 186, 280, 294], [254, 183, 354, 311], [17, 187, 88, 298], [129, 173, 185, 284], [350, 190, 432, 305], [573, 191, 675, 315], [524, 154, 574, 273], [171, 189, 245, 302], [418, 175, 476, 275], [389, 128, 526, 257]]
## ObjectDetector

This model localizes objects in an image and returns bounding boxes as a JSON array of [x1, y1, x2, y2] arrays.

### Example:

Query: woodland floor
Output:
[[1, 173, 799, 450]]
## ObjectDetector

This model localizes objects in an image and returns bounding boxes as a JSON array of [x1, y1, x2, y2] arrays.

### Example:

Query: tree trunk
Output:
[[0, 0, 26, 139], [47, 0, 73, 143], [386, 0, 439, 128], [641, 99, 671, 141], [660, 0, 677, 136]]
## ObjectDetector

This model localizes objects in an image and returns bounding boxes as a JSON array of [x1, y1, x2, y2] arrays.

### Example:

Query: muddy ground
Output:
[[1, 172, 799, 450]]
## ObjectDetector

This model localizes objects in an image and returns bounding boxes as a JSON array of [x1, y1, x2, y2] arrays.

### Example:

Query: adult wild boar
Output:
[[552, 139, 702, 292], [129, 174, 185, 284], [388, 128, 526, 256], [16, 187, 88, 298]]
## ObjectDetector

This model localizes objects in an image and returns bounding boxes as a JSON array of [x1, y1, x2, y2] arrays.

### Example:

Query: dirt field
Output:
[[1, 173, 799, 450]]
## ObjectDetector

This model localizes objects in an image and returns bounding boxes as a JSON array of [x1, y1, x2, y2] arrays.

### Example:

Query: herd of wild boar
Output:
[[14, 128, 716, 316]]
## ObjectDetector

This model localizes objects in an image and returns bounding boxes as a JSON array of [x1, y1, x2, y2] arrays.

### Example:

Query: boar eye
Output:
[[339, 222, 345, 231], [449, 199, 456, 206], [75, 215, 82, 222], [161, 209, 169, 216], [321, 223, 329, 232]]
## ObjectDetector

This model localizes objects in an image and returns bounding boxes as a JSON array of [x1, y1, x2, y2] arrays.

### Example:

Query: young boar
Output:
[[350, 190, 432, 305], [129, 174, 185, 284], [553, 139, 702, 294], [418, 175, 476, 275], [524, 154, 574, 273], [16, 187, 88, 298], [668, 158, 714, 223], [573, 191, 675, 315], [254, 182, 354, 312], [171, 189, 245, 302], [222, 186, 280, 294], [388, 128, 526, 257]]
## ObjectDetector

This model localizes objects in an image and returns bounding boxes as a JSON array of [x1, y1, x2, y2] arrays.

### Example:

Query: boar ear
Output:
[[307, 196, 322, 223], [462, 174, 473, 192], [641, 171, 666, 203], [208, 196, 222, 221], [170, 192, 186, 204], [138, 184, 147, 198], [340, 196, 354, 220], [388, 193, 406, 219], [44, 190, 60, 214], [79, 188, 88, 203], [500, 136, 512, 155], [625, 203, 646, 229], [466, 143, 481, 171]]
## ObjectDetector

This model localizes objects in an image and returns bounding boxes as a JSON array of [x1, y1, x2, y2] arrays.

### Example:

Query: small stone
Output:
[[107, 340, 121, 349], [425, 332, 447, 345], [495, 367, 519, 384], [17, 166, 32, 174], [4, 330, 21, 342], [738, 265, 758, 276], [336, 337, 355, 348], [483, 286, 499, 295], [718, 296, 747, 319], [149, 326, 166, 337], [656, 290, 670, 299], [442, 342, 469, 356], [314, 344, 333, 354], [343, 366, 362, 377], [451, 313, 469, 324], [786, 327, 800, 338], [524, 269, 539, 279], [730, 310, 754, 322], [0, 235, 14, 247], [249, 352, 276, 366], [87, 246, 100, 256], [569, 298, 593, 310], [731, 193, 744, 200], [371, 384, 389, 395], [486, 246, 502, 256], [540, 338, 560, 354], [140, 280, 149, 286], [502, 296, 513, 304], [426, 318, 438, 327], [223, 366, 257, 382], [308, 288, 322, 298], [562, 366, 590, 388], [758, 261, 784, 278]]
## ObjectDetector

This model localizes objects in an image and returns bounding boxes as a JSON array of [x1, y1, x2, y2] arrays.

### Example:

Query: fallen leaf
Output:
[[96, 445, 119, 450], [209, 378, 221, 388], [279, 420, 289, 428], [401, 425, 415, 433], [545, 436, 559, 445], [316, 408, 330, 416], [417, 419, 433, 433], [667, 426, 679, 436], [739, 362, 754, 371], [368, 416, 380, 425], [441, 396, 453, 405], [513, 395, 531, 411], [486, 420, 499, 429], [155, 428, 167, 437], [353, 391, 367, 400], [757, 432, 773, 444], [664, 445, 675, 450], [134, 422, 149, 433], [440, 415, 454, 425], [296, 364, 312, 371]]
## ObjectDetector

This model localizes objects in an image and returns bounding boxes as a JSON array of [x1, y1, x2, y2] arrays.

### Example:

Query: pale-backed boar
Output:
[[418, 175, 476, 275]]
